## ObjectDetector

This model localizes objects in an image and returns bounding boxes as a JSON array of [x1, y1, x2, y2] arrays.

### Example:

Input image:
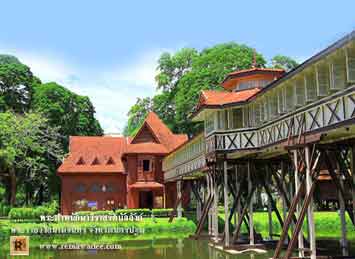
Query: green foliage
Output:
[[31, 82, 103, 144], [9, 201, 58, 220], [124, 43, 266, 136], [0, 57, 37, 113], [123, 97, 152, 136], [271, 54, 299, 71], [0, 203, 11, 217], [0, 112, 64, 205]]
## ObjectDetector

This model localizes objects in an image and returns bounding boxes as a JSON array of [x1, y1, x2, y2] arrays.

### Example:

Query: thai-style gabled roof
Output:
[[123, 112, 188, 155], [57, 112, 188, 174]]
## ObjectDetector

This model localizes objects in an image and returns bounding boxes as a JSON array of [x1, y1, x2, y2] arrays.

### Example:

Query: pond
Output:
[[1, 238, 354, 259]]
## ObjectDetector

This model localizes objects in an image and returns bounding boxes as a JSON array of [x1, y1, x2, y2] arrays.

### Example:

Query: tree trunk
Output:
[[9, 168, 16, 206]]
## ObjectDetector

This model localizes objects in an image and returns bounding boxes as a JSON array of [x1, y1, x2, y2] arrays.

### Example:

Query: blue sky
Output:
[[0, 0, 354, 133]]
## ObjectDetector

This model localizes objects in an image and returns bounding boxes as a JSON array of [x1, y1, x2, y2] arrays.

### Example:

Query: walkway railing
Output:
[[163, 133, 206, 181], [207, 85, 355, 153]]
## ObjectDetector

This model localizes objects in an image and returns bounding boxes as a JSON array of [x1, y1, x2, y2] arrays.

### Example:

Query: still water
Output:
[[1, 239, 274, 259]]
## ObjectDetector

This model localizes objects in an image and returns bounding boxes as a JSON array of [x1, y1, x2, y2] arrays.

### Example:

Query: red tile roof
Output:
[[128, 181, 164, 189], [227, 67, 285, 77], [58, 112, 188, 174], [123, 112, 188, 155], [57, 136, 128, 174], [199, 88, 261, 107]]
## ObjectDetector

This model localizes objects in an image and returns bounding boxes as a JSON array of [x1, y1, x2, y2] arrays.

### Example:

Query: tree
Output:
[[0, 55, 39, 113], [271, 55, 299, 71], [123, 97, 153, 136], [0, 112, 63, 206], [31, 82, 103, 147], [124, 43, 266, 136]]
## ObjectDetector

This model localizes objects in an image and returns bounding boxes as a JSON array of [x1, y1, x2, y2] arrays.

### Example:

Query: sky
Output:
[[0, 0, 354, 133]]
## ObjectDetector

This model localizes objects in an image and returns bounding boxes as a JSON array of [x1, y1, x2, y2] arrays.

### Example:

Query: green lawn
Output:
[[218, 211, 355, 240]]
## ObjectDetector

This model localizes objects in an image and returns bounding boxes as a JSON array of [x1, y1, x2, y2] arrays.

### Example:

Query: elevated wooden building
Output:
[[163, 31, 355, 258]]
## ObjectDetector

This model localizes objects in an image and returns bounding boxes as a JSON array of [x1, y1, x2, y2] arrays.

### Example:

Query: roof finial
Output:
[[252, 49, 257, 68]]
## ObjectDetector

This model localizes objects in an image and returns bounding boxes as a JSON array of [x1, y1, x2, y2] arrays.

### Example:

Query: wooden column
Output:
[[196, 183, 202, 221], [305, 146, 316, 259], [207, 174, 212, 235], [177, 180, 182, 218], [223, 160, 230, 247], [267, 166, 273, 240], [293, 150, 304, 258], [213, 169, 219, 240], [248, 161, 255, 245], [339, 173, 348, 256], [235, 165, 241, 227], [351, 145, 355, 222], [281, 161, 288, 244]]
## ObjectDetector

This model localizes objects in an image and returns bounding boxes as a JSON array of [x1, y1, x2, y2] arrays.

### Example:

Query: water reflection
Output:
[[0, 239, 273, 259]]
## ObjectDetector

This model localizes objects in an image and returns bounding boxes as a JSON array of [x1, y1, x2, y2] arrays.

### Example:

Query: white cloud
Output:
[[0, 46, 167, 134]]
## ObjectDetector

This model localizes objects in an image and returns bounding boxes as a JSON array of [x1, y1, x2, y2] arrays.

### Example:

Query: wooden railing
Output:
[[207, 85, 355, 153]]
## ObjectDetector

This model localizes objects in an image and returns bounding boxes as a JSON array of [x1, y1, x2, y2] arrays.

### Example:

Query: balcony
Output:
[[207, 85, 355, 153]]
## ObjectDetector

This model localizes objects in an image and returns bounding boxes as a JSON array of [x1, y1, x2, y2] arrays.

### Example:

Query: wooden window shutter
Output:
[[294, 77, 305, 107], [285, 83, 294, 112], [304, 69, 317, 103], [151, 159, 155, 171], [316, 62, 330, 97], [138, 159, 143, 173], [330, 51, 346, 91], [346, 45, 355, 83]]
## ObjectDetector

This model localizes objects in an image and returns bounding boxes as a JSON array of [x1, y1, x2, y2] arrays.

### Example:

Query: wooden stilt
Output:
[[293, 150, 304, 258], [281, 161, 288, 244], [232, 185, 256, 243], [213, 168, 219, 240], [248, 161, 255, 246], [339, 174, 348, 256], [351, 145, 355, 223], [223, 160, 230, 247], [207, 173, 212, 235], [235, 165, 239, 227], [267, 167, 273, 240], [305, 146, 316, 259], [177, 180, 182, 218]]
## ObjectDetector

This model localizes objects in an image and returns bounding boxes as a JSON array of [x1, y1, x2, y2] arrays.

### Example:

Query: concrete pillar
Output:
[[293, 150, 304, 258], [177, 180, 182, 218], [248, 161, 254, 245], [305, 146, 316, 259], [223, 160, 230, 247], [339, 174, 348, 256]]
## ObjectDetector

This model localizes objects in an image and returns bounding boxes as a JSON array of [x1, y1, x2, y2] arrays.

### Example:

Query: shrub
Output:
[[0, 203, 11, 217], [8, 200, 58, 220]]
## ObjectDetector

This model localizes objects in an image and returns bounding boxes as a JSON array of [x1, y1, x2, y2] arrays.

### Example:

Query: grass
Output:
[[218, 211, 355, 240]]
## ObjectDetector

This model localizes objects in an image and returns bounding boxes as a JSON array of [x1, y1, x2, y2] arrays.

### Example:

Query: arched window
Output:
[[75, 184, 86, 193]]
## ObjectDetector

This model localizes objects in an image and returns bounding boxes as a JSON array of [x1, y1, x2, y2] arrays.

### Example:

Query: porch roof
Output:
[[128, 181, 164, 189]]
